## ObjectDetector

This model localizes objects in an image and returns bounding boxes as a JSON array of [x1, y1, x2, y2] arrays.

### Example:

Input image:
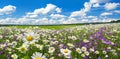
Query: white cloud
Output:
[[50, 14, 66, 19], [0, 2, 119, 25], [87, 16, 97, 18], [0, 4, 63, 25], [0, 5, 16, 15], [101, 12, 113, 16], [84, 2, 92, 12], [70, 1, 93, 18], [25, 14, 38, 18], [24, 4, 62, 19], [0, 18, 18, 24], [70, 9, 86, 17], [26, 4, 61, 15], [102, 19, 112, 22], [91, 18, 99, 22], [49, 19, 57, 24], [114, 10, 120, 14], [81, 19, 88, 22], [37, 18, 49, 24], [55, 8, 61, 13], [104, 3, 120, 10], [90, 0, 109, 3], [93, 3, 100, 7], [90, 0, 100, 3], [70, 0, 105, 18], [59, 18, 78, 24]]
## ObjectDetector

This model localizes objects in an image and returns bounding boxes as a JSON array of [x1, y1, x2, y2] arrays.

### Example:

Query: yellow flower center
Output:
[[64, 50, 68, 53], [13, 55, 17, 58], [50, 48, 53, 50], [37, 45, 40, 48], [26, 35, 33, 41], [36, 57, 42, 59], [77, 50, 80, 52], [21, 47, 25, 51]]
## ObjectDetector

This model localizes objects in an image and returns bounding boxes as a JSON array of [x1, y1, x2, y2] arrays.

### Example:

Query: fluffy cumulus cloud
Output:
[[25, 4, 61, 18], [0, 5, 16, 15], [70, 3, 91, 17], [93, 3, 100, 7], [70, 0, 109, 18], [50, 14, 66, 19], [100, 12, 113, 16], [104, 3, 120, 10], [114, 10, 120, 14], [0, 0, 120, 25], [70, 9, 86, 17], [90, 0, 109, 3]]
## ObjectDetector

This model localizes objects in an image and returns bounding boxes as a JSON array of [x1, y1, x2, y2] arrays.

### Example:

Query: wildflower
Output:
[[83, 39, 89, 43], [23, 32, 38, 43], [107, 47, 111, 50], [43, 40, 49, 44], [95, 51, 99, 54], [103, 51, 107, 54], [60, 48, 71, 56], [76, 48, 82, 54], [50, 57, 54, 59], [64, 55, 71, 58], [36, 44, 43, 50], [48, 47, 55, 53], [105, 55, 108, 58], [11, 54, 18, 59], [81, 54, 85, 57], [68, 36, 77, 40], [81, 47, 87, 52], [89, 48, 94, 52], [11, 41, 17, 47], [0, 44, 6, 49], [31, 52, 47, 59], [84, 51, 89, 56], [67, 43, 74, 48], [17, 45, 28, 53], [117, 48, 120, 50]]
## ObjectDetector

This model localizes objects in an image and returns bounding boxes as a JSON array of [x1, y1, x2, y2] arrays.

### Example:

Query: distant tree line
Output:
[[111, 20, 120, 23]]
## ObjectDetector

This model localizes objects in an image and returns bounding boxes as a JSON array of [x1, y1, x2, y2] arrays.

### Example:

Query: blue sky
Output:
[[0, 0, 120, 24]]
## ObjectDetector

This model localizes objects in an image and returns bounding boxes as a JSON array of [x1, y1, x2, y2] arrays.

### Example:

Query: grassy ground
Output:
[[3, 25, 81, 29]]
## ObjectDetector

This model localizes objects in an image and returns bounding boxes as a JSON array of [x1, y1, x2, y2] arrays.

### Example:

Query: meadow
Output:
[[0, 23, 120, 59]]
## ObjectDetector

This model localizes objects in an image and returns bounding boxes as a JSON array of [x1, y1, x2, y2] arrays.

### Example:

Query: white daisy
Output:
[[67, 43, 74, 48], [48, 47, 55, 53], [11, 41, 17, 47], [60, 48, 71, 56], [36, 44, 43, 50], [103, 51, 107, 54], [50, 57, 54, 59], [76, 48, 82, 54], [89, 48, 94, 52], [81, 47, 87, 52], [31, 52, 47, 59], [11, 54, 18, 59], [17, 44, 28, 53], [95, 50, 99, 54], [22, 32, 38, 43], [81, 54, 85, 57], [83, 39, 89, 43], [107, 47, 111, 50], [84, 51, 89, 56], [105, 55, 108, 58]]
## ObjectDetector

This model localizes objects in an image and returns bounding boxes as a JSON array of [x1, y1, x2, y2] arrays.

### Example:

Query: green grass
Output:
[[4, 25, 81, 29]]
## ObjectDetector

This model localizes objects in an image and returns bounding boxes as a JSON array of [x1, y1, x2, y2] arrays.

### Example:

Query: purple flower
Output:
[[84, 56, 89, 59], [98, 57, 101, 59]]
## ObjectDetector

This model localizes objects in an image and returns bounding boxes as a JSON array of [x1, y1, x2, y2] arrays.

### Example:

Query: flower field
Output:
[[0, 23, 120, 59]]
